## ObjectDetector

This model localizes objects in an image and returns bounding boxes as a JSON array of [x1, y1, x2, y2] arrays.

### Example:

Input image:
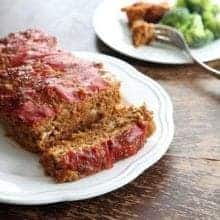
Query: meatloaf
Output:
[[40, 105, 155, 182], [0, 29, 120, 152], [0, 29, 58, 70]]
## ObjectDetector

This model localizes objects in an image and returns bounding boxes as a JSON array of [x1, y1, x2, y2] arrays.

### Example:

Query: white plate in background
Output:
[[93, 0, 220, 64], [0, 52, 174, 205]]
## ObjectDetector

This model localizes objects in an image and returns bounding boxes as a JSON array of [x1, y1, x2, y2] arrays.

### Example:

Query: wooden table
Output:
[[0, 0, 219, 219]]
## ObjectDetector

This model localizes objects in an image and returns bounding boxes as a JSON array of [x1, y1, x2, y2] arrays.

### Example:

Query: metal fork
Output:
[[154, 24, 220, 78]]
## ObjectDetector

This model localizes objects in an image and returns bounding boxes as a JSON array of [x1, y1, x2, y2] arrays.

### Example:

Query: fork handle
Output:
[[184, 45, 220, 78]]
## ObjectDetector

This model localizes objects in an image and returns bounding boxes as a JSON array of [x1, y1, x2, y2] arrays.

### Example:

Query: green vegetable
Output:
[[187, 0, 212, 13], [211, 4, 220, 15], [161, 9, 214, 47], [177, 0, 220, 14], [176, 0, 187, 7], [160, 8, 192, 32], [203, 11, 220, 38], [183, 14, 214, 47], [161, 0, 219, 47]]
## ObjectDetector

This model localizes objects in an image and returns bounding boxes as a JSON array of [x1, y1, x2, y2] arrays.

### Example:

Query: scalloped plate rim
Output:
[[93, 0, 220, 64], [0, 52, 174, 205]]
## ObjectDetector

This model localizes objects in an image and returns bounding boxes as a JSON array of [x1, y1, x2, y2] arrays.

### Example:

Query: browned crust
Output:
[[2, 84, 120, 153], [122, 2, 170, 26], [0, 29, 121, 153], [40, 106, 155, 182], [122, 2, 169, 47], [131, 20, 155, 47]]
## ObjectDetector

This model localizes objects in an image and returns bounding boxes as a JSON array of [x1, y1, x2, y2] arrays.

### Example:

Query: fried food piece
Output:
[[122, 2, 170, 26], [122, 2, 148, 26], [131, 20, 155, 47]]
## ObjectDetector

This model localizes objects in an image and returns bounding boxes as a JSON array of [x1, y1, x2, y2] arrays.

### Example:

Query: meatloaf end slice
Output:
[[40, 105, 155, 182]]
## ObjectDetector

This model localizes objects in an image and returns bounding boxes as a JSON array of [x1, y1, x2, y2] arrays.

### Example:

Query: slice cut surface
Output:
[[0, 29, 121, 152], [40, 105, 155, 182]]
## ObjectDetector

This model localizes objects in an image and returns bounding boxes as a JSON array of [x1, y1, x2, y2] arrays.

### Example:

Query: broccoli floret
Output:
[[182, 0, 214, 13], [184, 14, 214, 47], [176, 0, 187, 7], [180, 0, 220, 15], [203, 11, 220, 38], [176, 0, 219, 14], [161, 1, 218, 47], [160, 8, 192, 32], [212, 4, 220, 15], [161, 9, 214, 47], [185, 28, 214, 47]]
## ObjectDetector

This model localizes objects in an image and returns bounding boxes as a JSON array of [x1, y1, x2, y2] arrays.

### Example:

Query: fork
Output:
[[154, 24, 220, 78]]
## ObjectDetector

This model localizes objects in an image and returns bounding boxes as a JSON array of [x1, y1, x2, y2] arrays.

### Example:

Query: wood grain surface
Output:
[[0, 0, 219, 219]]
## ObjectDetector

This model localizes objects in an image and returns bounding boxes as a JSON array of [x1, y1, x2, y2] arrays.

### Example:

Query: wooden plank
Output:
[[0, 0, 219, 219]]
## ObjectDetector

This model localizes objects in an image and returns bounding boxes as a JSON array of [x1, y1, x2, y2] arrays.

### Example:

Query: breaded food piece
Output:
[[131, 20, 155, 47], [122, 2, 170, 26], [40, 105, 155, 182], [122, 2, 148, 26], [0, 29, 121, 152]]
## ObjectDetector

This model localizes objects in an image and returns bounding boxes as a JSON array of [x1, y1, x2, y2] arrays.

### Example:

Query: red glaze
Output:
[[42, 52, 79, 71], [0, 29, 58, 67], [61, 123, 147, 176], [16, 100, 55, 124], [0, 29, 109, 125]]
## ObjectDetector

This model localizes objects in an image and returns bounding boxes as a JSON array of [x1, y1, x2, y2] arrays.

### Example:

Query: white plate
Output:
[[0, 52, 174, 205], [93, 0, 220, 64]]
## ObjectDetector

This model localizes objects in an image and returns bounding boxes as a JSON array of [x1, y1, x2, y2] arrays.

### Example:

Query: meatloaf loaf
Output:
[[41, 105, 155, 182], [0, 29, 120, 152]]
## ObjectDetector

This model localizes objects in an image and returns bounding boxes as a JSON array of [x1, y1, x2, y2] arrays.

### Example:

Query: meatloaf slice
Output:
[[40, 105, 155, 182], [0, 29, 121, 152], [0, 60, 120, 152]]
